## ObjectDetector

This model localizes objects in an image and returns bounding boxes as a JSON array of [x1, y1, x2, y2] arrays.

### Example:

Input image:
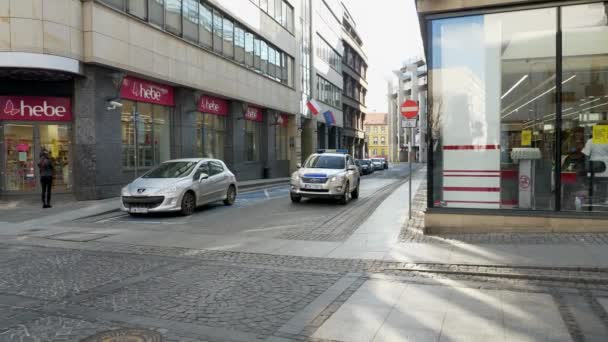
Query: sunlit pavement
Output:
[[2, 164, 608, 341]]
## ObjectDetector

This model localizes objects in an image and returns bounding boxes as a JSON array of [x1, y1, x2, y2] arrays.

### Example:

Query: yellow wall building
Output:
[[364, 113, 388, 158]]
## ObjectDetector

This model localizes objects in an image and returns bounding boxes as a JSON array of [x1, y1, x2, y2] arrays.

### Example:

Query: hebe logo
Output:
[[245, 109, 258, 120], [3, 98, 67, 118], [132, 82, 162, 101], [203, 99, 220, 112]]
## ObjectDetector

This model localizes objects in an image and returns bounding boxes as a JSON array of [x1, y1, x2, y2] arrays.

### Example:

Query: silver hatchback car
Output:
[[121, 158, 237, 216]]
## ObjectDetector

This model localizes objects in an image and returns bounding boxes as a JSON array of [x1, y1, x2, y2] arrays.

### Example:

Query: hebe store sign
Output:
[[120, 76, 174, 106], [245, 105, 263, 122], [0, 96, 72, 121], [198, 95, 228, 116]]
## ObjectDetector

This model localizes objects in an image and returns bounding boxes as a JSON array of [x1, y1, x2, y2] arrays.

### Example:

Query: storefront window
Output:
[[196, 113, 226, 160], [245, 120, 261, 161], [430, 8, 557, 210], [276, 118, 289, 160], [40, 124, 72, 191], [3, 124, 36, 192], [561, 3, 608, 212], [121, 100, 171, 170]]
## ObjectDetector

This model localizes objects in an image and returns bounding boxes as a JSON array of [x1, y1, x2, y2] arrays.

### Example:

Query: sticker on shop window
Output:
[[521, 130, 532, 146], [593, 125, 608, 144]]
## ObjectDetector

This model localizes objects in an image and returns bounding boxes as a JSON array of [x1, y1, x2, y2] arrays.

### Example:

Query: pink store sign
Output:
[[120, 76, 174, 106], [0, 96, 72, 121], [198, 95, 229, 116], [244, 105, 264, 122]]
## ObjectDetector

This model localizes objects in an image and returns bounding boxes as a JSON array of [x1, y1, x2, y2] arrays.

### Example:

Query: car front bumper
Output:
[[290, 181, 347, 198], [121, 194, 183, 213]]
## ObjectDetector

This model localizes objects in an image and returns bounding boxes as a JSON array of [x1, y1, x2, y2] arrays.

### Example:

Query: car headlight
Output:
[[291, 173, 300, 182], [330, 175, 345, 184], [157, 186, 179, 196], [121, 186, 130, 196]]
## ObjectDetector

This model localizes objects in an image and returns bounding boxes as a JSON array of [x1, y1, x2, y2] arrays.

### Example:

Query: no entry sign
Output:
[[400, 100, 419, 119]]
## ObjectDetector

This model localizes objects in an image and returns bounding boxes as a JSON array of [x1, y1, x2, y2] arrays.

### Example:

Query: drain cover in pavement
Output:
[[44, 232, 110, 242], [80, 328, 163, 342]]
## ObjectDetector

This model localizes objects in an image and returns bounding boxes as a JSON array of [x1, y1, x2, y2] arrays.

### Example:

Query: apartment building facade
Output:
[[0, 0, 301, 200], [340, 2, 367, 159]]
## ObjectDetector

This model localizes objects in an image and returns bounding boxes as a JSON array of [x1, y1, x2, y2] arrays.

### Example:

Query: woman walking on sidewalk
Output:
[[38, 149, 54, 208]]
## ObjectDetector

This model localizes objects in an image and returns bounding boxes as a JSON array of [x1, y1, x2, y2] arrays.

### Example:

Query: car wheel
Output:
[[351, 179, 360, 199], [180, 192, 196, 216], [340, 181, 351, 205], [223, 185, 236, 206], [291, 194, 302, 203]]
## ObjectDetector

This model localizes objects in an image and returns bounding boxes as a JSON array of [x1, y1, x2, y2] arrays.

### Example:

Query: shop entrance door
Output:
[[2, 124, 36, 192]]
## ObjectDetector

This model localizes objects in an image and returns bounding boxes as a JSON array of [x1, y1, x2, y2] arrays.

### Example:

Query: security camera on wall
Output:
[[107, 100, 123, 111]]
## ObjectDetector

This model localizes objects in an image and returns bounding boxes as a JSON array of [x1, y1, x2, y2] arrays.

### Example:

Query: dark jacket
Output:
[[38, 156, 54, 177]]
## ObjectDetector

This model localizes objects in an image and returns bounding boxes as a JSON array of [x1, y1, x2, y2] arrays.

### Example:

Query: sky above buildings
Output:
[[343, 0, 423, 113]]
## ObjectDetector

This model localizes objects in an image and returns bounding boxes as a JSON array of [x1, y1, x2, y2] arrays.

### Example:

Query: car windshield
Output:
[[142, 162, 198, 179], [304, 155, 345, 169]]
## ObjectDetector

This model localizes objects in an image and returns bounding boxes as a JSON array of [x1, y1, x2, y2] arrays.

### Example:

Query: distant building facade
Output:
[[364, 113, 388, 158]]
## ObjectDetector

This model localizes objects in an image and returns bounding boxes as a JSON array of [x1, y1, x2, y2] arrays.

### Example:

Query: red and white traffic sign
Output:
[[400, 100, 419, 119]]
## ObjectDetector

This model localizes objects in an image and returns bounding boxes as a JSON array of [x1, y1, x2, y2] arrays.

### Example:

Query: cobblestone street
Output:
[[3, 166, 608, 341]]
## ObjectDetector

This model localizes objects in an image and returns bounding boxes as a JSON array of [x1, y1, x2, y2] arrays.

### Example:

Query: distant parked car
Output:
[[121, 158, 237, 216], [371, 158, 384, 171], [356, 159, 373, 175]]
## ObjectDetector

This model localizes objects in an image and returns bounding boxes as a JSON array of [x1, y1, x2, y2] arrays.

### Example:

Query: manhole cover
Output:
[[80, 328, 163, 342], [44, 232, 110, 242]]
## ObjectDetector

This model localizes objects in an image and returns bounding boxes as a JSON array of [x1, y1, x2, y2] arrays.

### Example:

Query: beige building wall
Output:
[[83, 1, 299, 114], [0, 0, 83, 60]]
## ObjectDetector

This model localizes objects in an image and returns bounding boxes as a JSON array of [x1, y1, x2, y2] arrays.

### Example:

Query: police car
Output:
[[290, 149, 360, 204]]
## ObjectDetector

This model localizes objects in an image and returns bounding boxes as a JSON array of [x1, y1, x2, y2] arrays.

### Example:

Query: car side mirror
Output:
[[348, 165, 357, 171], [296, 163, 302, 169], [198, 173, 209, 182]]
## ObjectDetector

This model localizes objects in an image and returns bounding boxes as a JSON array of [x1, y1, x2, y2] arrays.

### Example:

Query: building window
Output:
[[212, 9, 222, 53], [100, 0, 124, 10], [149, 0, 164, 27], [245, 32, 254, 67], [199, 3, 212, 47], [430, 7, 557, 210], [381, 126, 385, 133], [245, 120, 261, 161], [373, 138, 378, 145], [254, 37, 261, 71], [251, 0, 294, 32], [316, 76, 341, 109], [222, 17, 234, 58], [165, 0, 182, 36], [381, 136, 385, 144], [234, 25, 245, 63], [316, 35, 341, 73], [274, 0, 282, 22], [182, 0, 198, 43], [196, 113, 226, 160], [128, 0, 146, 19], [261, 40, 268, 75], [121, 100, 171, 169]]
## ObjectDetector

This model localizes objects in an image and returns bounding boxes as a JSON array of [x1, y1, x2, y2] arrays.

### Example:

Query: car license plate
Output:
[[304, 184, 323, 190], [130, 207, 149, 214]]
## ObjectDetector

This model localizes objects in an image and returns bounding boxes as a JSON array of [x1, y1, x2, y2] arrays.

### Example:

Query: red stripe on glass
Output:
[[443, 145, 500, 150], [443, 187, 500, 192]]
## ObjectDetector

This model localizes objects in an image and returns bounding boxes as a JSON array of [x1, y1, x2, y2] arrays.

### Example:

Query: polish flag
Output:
[[306, 99, 321, 116]]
